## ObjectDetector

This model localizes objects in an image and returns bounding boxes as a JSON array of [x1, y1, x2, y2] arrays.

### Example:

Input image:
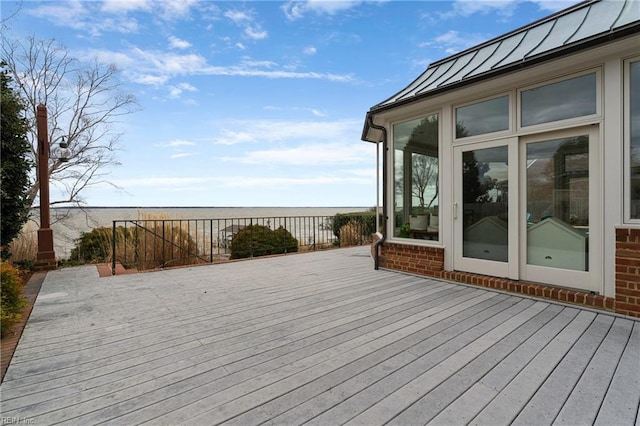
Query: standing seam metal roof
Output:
[[369, 0, 640, 114]]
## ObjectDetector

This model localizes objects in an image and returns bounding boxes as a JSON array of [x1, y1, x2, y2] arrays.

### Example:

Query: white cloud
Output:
[[224, 10, 252, 23], [159, 0, 200, 20], [245, 27, 268, 40], [171, 153, 196, 159], [28, 1, 140, 35], [87, 47, 354, 85], [169, 82, 197, 98], [112, 175, 369, 189], [224, 8, 268, 41], [169, 36, 192, 50], [211, 118, 362, 146], [303, 46, 317, 55], [282, 0, 363, 20], [212, 129, 256, 145], [421, 30, 491, 55], [223, 143, 374, 167], [443, 0, 519, 18], [529, 0, 579, 12], [101, 0, 150, 13], [163, 140, 197, 147]]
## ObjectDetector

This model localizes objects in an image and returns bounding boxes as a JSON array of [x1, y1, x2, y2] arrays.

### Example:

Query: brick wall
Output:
[[615, 227, 640, 318], [373, 236, 444, 276], [372, 234, 639, 318]]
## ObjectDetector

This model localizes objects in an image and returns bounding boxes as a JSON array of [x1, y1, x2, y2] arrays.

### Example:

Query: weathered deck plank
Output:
[[1, 246, 638, 425]]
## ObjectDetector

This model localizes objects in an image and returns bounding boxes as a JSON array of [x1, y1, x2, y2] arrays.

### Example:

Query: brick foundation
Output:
[[615, 227, 640, 318], [373, 234, 639, 318]]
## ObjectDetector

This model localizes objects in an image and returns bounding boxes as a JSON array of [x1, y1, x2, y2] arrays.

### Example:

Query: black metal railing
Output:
[[111, 215, 374, 274]]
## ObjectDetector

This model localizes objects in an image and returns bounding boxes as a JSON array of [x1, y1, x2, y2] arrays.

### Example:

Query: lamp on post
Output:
[[34, 104, 70, 271]]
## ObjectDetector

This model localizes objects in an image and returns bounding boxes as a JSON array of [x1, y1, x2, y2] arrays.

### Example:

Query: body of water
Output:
[[27, 206, 369, 258]]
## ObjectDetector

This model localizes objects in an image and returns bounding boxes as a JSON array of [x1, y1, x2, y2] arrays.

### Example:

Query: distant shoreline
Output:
[[49, 206, 371, 210]]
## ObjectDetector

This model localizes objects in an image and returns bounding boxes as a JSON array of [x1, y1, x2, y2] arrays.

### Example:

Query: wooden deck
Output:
[[1, 246, 638, 425]]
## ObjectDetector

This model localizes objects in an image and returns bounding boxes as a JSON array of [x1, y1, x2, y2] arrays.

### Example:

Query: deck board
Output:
[[1, 246, 638, 425]]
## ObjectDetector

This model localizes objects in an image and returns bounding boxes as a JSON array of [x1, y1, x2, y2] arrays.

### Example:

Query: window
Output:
[[393, 114, 439, 240], [521, 72, 597, 127], [456, 95, 509, 138], [629, 60, 640, 219]]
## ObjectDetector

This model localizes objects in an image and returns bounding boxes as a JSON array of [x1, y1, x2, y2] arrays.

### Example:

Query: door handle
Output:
[[453, 202, 458, 219]]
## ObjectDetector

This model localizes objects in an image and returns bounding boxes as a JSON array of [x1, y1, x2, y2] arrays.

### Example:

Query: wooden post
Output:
[[35, 104, 57, 271]]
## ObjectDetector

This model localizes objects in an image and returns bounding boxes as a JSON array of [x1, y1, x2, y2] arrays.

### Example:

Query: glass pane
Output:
[[462, 146, 508, 262], [526, 136, 589, 271], [393, 115, 439, 240], [456, 96, 509, 138], [521, 73, 596, 126], [630, 61, 640, 218]]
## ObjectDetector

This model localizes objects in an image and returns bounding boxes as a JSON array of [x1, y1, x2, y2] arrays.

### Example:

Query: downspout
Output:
[[367, 113, 388, 270]]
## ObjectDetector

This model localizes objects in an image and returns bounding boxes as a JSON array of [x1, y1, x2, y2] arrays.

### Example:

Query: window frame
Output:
[[517, 68, 601, 133], [390, 111, 441, 244], [624, 56, 640, 223], [453, 92, 513, 142]]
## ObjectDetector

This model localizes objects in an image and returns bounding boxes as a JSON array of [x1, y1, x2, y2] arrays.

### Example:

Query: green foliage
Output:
[[1, 260, 27, 336], [1, 62, 33, 254], [331, 212, 377, 241], [70, 227, 119, 263], [230, 225, 298, 259]]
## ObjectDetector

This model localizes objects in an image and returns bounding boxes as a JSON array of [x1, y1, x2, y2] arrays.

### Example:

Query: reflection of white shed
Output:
[[463, 216, 508, 262], [218, 225, 246, 248], [527, 217, 587, 271]]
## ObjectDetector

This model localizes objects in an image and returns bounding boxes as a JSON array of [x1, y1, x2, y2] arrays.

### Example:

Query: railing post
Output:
[[162, 220, 166, 268], [112, 221, 116, 275], [210, 219, 213, 264]]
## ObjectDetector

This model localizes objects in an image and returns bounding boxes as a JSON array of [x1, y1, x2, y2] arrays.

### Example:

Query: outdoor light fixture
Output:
[[54, 136, 71, 162]]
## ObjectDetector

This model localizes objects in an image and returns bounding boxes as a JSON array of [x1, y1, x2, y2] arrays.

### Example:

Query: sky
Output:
[[2, 0, 581, 207]]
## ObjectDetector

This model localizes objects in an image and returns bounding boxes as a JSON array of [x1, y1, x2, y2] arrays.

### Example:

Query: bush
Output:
[[332, 212, 377, 242], [70, 227, 114, 263], [1, 260, 27, 336], [230, 225, 298, 259]]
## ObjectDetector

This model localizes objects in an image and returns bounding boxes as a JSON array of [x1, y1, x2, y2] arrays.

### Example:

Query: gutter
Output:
[[366, 113, 387, 270]]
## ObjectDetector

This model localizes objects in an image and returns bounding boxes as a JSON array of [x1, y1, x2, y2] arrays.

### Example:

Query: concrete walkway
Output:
[[1, 246, 639, 425]]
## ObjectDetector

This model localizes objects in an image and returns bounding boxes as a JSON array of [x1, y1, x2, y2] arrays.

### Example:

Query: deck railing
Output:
[[111, 215, 374, 274]]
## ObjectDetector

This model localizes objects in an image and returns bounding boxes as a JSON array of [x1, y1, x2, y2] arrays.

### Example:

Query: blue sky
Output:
[[3, 0, 579, 207]]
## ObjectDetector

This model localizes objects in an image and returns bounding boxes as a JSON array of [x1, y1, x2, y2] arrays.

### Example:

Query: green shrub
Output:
[[70, 227, 114, 263], [1, 260, 26, 336], [331, 212, 377, 241], [230, 225, 298, 259]]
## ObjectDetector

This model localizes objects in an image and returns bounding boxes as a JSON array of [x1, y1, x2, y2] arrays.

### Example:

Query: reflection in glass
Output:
[[630, 61, 640, 218], [462, 146, 508, 262], [526, 136, 589, 271], [456, 96, 509, 138], [393, 114, 439, 240], [521, 73, 596, 127]]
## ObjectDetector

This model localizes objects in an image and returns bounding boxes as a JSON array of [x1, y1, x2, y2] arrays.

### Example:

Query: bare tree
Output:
[[412, 154, 438, 209], [1, 36, 138, 210]]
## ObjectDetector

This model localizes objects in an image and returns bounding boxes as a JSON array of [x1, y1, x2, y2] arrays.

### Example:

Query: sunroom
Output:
[[362, 0, 640, 317]]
